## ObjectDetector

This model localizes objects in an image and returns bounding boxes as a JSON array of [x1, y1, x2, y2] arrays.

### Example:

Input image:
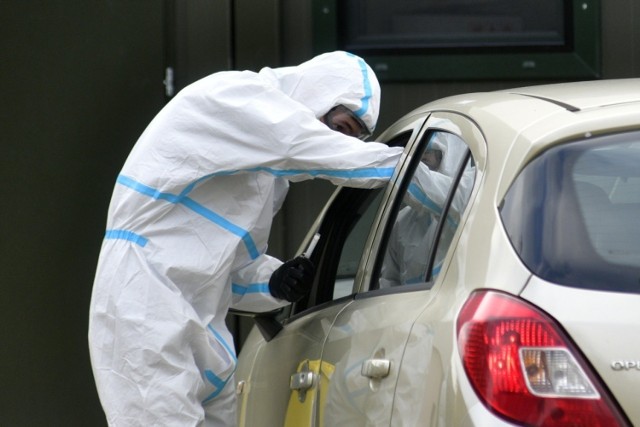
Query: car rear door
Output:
[[316, 114, 484, 426]]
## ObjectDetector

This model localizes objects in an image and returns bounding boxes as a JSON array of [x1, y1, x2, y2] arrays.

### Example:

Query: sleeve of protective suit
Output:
[[405, 162, 475, 221], [150, 73, 404, 190], [404, 163, 454, 216], [229, 254, 291, 312]]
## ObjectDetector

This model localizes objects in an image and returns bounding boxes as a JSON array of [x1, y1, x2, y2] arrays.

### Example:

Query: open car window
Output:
[[291, 131, 413, 314], [332, 190, 386, 299]]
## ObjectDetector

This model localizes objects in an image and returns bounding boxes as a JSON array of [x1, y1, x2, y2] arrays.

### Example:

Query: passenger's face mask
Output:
[[422, 149, 443, 170], [323, 105, 371, 140]]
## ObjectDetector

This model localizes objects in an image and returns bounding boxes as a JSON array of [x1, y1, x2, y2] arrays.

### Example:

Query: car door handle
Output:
[[290, 360, 317, 403], [290, 371, 315, 391], [361, 358, 391, 379]]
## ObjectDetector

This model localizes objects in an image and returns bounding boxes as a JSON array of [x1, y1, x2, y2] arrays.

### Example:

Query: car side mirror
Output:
[[228, 308, 284, 342]]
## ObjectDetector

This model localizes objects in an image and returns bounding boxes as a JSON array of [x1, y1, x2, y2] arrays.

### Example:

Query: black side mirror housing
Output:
[[228, 308, 284, 342]]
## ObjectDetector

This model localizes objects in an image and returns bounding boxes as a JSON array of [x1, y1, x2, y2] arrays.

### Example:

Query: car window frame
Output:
[[356, 112, 487, 295], [367, 129, 472, 292]]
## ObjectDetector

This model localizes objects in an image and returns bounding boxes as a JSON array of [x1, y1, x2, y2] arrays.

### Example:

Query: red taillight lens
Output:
[[456, 290, 628, 427]]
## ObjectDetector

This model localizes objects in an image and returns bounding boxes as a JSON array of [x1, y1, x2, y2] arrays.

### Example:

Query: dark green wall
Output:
[[0, 1, 230, 424], [0, 0, 638, 425], [1, 2, 165, 424]]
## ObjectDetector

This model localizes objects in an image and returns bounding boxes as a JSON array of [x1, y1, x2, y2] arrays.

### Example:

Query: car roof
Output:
[[412, 78, 640, 121], [503, 78, 640, 111], [405, 78, 640, 199], [414, 78, 640, 113]]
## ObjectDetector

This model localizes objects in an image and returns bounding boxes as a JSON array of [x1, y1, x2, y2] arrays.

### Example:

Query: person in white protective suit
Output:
[[88, 51, 404, 426], [379, 131, 474, 287]]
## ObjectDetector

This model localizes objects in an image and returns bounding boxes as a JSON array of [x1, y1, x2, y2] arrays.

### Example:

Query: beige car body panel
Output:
[[521, 278, 640, 424], [236, 79, 640, 426]]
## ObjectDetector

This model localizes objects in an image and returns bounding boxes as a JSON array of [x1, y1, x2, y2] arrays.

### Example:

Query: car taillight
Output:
[[456, 290, 629, 427]]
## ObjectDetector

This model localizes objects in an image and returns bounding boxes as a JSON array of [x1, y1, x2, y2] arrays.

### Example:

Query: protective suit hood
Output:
[[259, 51, 381, 133], [428, 128, 468, 178]]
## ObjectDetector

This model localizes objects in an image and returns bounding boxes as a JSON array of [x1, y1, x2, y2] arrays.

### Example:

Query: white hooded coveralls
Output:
[[88, 51, 403, 426]]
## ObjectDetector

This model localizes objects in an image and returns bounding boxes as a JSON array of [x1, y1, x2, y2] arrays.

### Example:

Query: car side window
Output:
[[293, 132, 413, 312], [331, 190, 385, 299], [378, 130, 475, 289]]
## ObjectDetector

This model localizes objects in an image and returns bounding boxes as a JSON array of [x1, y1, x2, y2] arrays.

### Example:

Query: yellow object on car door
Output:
[[284, 359, 335, 427]]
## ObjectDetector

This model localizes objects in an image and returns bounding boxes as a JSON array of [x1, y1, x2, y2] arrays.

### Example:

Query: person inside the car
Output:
[[88, 51, 404, 427], [379, 130, 474, 288]]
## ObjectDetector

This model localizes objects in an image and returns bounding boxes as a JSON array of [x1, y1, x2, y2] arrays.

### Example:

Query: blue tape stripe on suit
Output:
[[232, 283, 270, 295], [116, 175, 260, 259], [104, 229, 148, 247]]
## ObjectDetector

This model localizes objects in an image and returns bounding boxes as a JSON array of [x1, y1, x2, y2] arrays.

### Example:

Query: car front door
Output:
[[235, 122, 424, 427], [236, 187, 401, 427]]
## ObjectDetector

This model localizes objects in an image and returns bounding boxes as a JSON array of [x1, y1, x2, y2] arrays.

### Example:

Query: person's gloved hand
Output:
[[268, 256, 316, 302]]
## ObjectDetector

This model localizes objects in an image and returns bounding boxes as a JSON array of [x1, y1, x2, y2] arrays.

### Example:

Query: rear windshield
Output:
[[500, 131, 640, 294]]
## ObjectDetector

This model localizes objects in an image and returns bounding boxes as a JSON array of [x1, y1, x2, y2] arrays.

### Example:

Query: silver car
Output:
[[234, 79, 640, 426]]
